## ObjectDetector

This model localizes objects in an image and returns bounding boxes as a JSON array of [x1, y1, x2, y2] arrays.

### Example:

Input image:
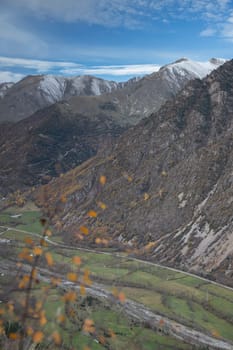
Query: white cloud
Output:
[[0, 71, 24, 83], [0, 56, 80, 73], [200, 28, 216, 37], [61, 64, 161, 76], [3, 0, 232, 28], [221, 22, 233, 41], [0, 56, 161, 80]]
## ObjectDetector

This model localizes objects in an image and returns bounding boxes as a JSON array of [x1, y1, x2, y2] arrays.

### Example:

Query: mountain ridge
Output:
[[0, 58, 226, 195], [0, 58, 225, 124], [33, 60, 233, 285]]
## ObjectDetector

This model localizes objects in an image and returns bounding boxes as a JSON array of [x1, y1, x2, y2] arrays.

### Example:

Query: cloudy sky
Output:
[[0, 0, 232, 82]]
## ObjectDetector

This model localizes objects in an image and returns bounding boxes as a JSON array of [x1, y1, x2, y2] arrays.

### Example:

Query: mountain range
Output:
[[0, 58, 225, 195], [32, 59, 233, 286]]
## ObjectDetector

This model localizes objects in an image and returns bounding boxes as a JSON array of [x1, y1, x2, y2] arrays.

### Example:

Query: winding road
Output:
[[1, 225, 233, 349]]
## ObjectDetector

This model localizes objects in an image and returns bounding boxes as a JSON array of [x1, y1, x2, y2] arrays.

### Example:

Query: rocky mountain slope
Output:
[[0, 103, 123, 195], [40, 58, 225, 128], [34, 60, 233, 285], [0, 58, 225, 195], [0, 82, 14, 98], [0, 75, 119, 123]]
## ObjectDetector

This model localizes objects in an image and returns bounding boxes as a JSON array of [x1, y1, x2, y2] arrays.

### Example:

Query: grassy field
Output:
[[1, 206, 233, 347]]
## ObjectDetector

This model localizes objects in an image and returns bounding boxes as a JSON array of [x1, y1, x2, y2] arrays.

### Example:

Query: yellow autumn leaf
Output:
[[87, 210, 97, 218], [52, 331, 62, 345], [33, 331, 44, 343], [33, 246, 43, 256], [95, 237, 102, 244], [80, 226, 89, 235], [62, 291, 77, 302], [97, 201, 107, 210], [72, 256, 82, 265], [40, 316, 47, 326], [26, 327, 34, 336], [144, 193, 150, 201], [45, 252, 54, 266], [99, 175, 107, 185], [9, 332, 19, 340], [67, 272, 78, 282], [83, 319, 95, 333], [83, 269, 92, 285], [45, 229, 52, 236], [118, 292, 126, 303]]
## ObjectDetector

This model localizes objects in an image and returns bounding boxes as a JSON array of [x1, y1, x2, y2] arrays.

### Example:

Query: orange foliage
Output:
[[33, 246, 43, 256], [99, 175, 107, 185], [62, 291, 77, 302], [83, 269, 92, 285], [87, 210, 97, 218], [83, 319, 95, 333], [118, 292, 126, 303], [52, 331, 62, 345], [45, 252, 53, 266], [97, 201, 107, 210], [67, 272, 78, 282], [72, 256, 82, 265], [33, 331, 44, 343], [80, 226, 89, 235]]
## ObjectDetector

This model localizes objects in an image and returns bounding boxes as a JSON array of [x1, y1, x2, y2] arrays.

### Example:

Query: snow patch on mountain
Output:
[[39, 76, 66, 103], [163, 58, 226, 81]]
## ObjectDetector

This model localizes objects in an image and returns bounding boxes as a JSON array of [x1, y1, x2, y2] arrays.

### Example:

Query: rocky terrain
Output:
[[0, 103, 123, 194], [0, 58, 225, 195], [34, 60, 233, 285], [0, 82, 14, 99]]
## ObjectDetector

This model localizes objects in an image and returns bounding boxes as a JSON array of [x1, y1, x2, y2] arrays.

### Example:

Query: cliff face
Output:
[[34, 60, 233, 285]]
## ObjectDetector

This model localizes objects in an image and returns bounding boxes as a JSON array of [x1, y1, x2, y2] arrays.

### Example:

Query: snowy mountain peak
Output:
[[161, 57, 226, 81]]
